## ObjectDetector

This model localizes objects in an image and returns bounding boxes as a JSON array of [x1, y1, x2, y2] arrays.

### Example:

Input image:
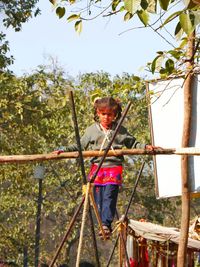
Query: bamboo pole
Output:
[[177, 32, 195, 266], [1, 147, 200, 163], [69, 91, 100, 267], [49, 198, 85, 267]]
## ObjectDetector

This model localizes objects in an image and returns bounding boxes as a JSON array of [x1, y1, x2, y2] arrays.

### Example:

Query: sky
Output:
[[4, 0, 178, 79]]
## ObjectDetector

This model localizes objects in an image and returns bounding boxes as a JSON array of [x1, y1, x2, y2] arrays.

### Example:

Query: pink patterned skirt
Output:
[[88, 164, 123, 186]]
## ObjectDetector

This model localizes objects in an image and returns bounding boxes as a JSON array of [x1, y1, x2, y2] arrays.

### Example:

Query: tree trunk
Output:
[[177, 32, 195, 266]]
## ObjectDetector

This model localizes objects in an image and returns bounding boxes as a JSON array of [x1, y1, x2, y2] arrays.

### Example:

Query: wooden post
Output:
[[177, 31, 195, 266], [35, 178, 43, 267], [33, 165, 45, 267]]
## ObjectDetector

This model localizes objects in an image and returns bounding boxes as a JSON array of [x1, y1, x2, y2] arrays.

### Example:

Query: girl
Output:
[[54, 97, 154, 236]]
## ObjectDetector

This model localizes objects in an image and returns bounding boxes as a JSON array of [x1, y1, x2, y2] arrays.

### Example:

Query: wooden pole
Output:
[[49, 197, 85, 267], [2, 148, 200, 163], [34, 178, 43, 267], [177, 32, 195, 266], [69, 91, 100, 267]]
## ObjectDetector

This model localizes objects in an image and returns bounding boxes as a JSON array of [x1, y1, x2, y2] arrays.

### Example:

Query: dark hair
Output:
[[93, 97, 122, 122]]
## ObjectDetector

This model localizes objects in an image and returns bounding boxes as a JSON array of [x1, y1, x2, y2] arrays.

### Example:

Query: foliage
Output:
[[1, 0, 40, 31], [0, 0, 40, 71], [0, 67, 191, 265], [50, 0, 200, 35], [0, 67, 75, 265], [0, 33, 14, 72], [49, 0, 200, 80]]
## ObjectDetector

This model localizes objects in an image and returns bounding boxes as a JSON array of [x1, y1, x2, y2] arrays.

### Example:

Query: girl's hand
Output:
[[52, 146, 66, 155], [52, 149, 64, 155], [145, 145, 162, 151]]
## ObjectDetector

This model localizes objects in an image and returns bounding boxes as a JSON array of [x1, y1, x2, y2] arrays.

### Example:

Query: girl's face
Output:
[[97, 107, 116, 129]]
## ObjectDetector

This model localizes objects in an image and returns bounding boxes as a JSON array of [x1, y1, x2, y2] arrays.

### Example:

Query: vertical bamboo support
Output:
[[177, 31, 195, 266], [76, 182, 90, 267], [118, 231, 123, 267], [89, 188, 107, 240], [69, 91, 100, 267], [34, 178, 43, 267]]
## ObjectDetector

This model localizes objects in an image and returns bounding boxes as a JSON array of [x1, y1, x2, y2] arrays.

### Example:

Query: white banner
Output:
[[148, 76, 200, 198]]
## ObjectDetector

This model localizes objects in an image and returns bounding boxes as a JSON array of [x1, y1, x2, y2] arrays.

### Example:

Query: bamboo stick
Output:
[[1, 147, 200, 163]]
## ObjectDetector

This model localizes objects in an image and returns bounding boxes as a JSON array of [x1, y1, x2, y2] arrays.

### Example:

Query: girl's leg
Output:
[[101, 184, 119, 230], [93, 185, 103, 219]]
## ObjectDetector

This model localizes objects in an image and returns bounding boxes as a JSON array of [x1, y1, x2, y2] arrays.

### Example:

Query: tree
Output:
[[50, 0, 200, 37], [0, 0, 40, 71], [50, 0, 200, 79], [49, 1, 200, 265], [0, 67, 183, 265], [0, 67, 75, 265]]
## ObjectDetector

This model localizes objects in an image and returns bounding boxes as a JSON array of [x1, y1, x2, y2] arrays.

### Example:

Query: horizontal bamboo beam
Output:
[[0, 148, 200, 164]]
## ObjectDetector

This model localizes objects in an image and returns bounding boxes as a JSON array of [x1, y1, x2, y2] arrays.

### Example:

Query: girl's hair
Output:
[[93, 97, 122, 122]]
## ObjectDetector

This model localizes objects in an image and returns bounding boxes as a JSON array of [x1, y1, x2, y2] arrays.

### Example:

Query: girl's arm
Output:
[[52, 128, 91, 154], [145, 144, 163, 151], [124, 127, 162, 150]]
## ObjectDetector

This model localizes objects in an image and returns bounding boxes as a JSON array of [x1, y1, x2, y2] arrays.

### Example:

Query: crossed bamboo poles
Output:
[[49, 91, 136, 267], [1, 91, 200, 265], [2, 91, 198, 265]]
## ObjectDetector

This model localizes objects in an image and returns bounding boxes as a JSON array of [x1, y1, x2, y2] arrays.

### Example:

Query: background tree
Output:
[[2, 65, 199, 265], [51, 0, 200, 79], [0, 0, 40, 71], [0, 0, 199, 265]]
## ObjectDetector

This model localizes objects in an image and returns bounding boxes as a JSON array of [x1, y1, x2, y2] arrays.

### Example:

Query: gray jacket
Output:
[[65, 122, 145, 166]]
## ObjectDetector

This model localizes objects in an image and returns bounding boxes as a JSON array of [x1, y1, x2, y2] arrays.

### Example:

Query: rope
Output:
[[99, 124, 117, 155], [76, 182, 90, 267], [112, 218, 129, 266], [112, 218, 127, 235]]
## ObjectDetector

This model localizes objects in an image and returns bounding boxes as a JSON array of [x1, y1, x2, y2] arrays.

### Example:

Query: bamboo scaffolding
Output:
[[1, 147, 200, 163]]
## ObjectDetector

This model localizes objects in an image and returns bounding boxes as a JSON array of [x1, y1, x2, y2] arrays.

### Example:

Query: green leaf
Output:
[[168, 50, 182, 60], [179, 37, 188, 49], [124, 0, 141, 14], [159, 68, 168, 78], [112, 0, 121, 11], [67, 14, 80, 22], [132, 76, 141, 81], [151, 55, 161, 74], [179, 12, 195, 35], [56, 7, 65, 19], [146, 0, 157, 13], [124, 12, 133, 21], [141, 0, 148, 10], [161, 11, 182, 28], [174, 21, 183, 39], [49, 0, 56, 5], [192, 10, 200, 27], [158, 0, 170, 11], [75, 20, 82, 34], [165, 58, 174, 73], [137, 9, 149, 26]]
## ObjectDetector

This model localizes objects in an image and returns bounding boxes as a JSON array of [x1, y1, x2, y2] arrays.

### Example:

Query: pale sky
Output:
[[4, 0, 178, 78]]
